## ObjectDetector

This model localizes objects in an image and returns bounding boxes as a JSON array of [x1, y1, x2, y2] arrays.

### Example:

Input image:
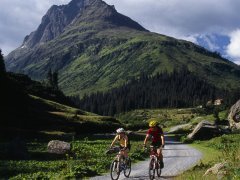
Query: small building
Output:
[[206, 99, 223, 106], [214, 99, 223, 106]]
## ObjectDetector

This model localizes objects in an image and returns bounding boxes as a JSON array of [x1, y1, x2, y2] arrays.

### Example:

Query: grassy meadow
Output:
[[116, 107, 228, 131], [0, 134, 147, 179], [1, 105, 239, 179], [178, 134, 240, 179]]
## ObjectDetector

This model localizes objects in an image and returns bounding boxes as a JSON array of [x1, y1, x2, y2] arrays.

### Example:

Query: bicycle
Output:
[[146, 145, 161, 180], [107, 147, 131, 180]]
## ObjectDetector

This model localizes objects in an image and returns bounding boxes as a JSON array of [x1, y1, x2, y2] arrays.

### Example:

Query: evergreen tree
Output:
[[47, 69, 59, 90], [75, 69, 240, 116], [52, 71, 59, 90], [0, 49, 6, 75], [47, 68, 53, 87]]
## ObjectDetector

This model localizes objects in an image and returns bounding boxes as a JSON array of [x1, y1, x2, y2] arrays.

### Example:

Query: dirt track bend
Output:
[[90, 136, 202, 180]]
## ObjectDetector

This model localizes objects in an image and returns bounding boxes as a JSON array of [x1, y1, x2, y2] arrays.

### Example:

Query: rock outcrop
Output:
[[187, 120, 220, 140], [22, 0, 91, 48], [47, 140, 71, 154], [204, 162, 227, 178], [228, 99, 240, 129]]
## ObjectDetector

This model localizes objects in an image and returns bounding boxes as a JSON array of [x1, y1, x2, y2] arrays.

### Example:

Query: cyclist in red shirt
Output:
[[143, 119, 165, 168]]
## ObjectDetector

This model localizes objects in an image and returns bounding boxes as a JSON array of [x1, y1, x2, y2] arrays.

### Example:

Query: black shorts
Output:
[[120, 145, 131, 151], [151, 141, 162, 148]]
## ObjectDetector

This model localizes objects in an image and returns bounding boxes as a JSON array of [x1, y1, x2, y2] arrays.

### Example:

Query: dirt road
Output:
[[91, 137, 202, 179]]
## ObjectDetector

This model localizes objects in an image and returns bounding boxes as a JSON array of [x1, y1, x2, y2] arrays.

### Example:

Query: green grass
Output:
[[116, 107, 209, 131], [1, 95, 122, 139], [30, 95, 121, 131], [0, 135, 148, 179], [178, 134, 240, 179], [30, 95, 93, 115], [58, 30, 240, 97], [191, 143, 221, 164], [116, 107, 228, 132]]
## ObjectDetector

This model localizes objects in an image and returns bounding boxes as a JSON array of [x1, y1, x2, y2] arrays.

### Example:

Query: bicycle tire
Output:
[[156, 161, 161, 177], [149, 158, 155, 180], [124, 158, 131, 177], [110, 160, 120, 180]]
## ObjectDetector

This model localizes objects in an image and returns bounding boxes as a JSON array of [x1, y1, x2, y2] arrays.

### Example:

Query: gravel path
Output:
[[91, 137, 202, 180]]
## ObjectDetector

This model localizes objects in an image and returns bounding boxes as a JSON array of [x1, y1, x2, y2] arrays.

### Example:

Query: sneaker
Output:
[[160, 161, 164, 169]]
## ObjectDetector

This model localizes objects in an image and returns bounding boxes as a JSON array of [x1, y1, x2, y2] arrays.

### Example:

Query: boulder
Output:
[[204, 162, 227, 177], [47, 140, 71, 154], [228, 99, 240, 129], [187, 120, 220, 140]]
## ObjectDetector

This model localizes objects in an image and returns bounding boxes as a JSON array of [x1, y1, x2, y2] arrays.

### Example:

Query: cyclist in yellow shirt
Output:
[[110, 128, 130, 158]]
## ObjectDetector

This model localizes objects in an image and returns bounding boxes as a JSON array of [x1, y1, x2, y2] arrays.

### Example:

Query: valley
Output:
[[1, 0, 240, 179]]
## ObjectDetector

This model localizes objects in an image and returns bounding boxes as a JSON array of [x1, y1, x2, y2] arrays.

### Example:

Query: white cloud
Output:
[[105, 0, 240, 37], [226, 29, 240, 59], [233, 60, 240, 65]]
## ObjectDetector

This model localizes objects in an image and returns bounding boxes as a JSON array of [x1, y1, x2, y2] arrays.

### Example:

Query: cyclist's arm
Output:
[[110, 135, 118, 148], [159, 127, 165, 147], [161, 134, 165, 147], [124, 136, 128, 148], [143, 134, 150, 146]]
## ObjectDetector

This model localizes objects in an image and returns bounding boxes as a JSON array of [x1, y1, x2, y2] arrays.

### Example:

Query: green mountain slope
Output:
[[0, 71, 120, 136], [5, 0, 240, 97], [25, 95, 121, 133]]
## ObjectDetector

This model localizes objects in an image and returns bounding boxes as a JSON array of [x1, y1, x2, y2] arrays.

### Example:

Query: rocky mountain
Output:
[[5, 0, 240, 97], [21, 0, 146, 48]]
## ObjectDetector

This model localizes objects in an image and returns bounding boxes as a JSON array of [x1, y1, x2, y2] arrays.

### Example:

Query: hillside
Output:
[[0, 65, 120, 137], [78, 69, 240, 116], [23, 95, 121, 134], [5, 0, 240, 98]]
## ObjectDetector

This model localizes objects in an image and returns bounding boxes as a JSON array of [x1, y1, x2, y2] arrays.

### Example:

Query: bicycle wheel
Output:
[[149, 158, 155, 180], [110, 160, 120, 180], [156, 161, 161, 177], [124, 158, 131, 177]]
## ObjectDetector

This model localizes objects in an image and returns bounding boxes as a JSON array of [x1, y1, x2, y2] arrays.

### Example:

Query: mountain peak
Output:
[[21, 0, 146, 48]]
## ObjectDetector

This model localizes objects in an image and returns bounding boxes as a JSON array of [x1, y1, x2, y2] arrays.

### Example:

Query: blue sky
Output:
[[0, 0, 240, 64]]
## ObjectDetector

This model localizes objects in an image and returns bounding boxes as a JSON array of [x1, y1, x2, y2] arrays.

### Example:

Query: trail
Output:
[[90, 136, 202, 179]]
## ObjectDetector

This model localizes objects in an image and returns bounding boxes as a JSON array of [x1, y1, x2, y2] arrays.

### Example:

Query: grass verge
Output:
[[177, 134, 240, 179]]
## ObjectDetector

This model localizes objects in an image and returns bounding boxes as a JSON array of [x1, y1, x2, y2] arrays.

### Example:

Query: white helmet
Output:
[[116, 128, 125, 134]]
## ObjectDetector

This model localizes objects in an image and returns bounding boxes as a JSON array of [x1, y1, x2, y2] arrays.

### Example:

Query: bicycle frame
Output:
[[110, 147, 131, 180], [150, 145, 158, 157], [148, 145, 161, 179], [115, 150, 125, 171], [116, 149, 124, 159]]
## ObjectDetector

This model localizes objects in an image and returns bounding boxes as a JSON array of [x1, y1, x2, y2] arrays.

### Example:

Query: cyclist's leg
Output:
[[119, 146, 126, 159], [124, 148, 129, 158], [156, 141, 164, 168], [157, 146, 164, 168], [151, 142, 161, 159], [157, 147, 163, 161]]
